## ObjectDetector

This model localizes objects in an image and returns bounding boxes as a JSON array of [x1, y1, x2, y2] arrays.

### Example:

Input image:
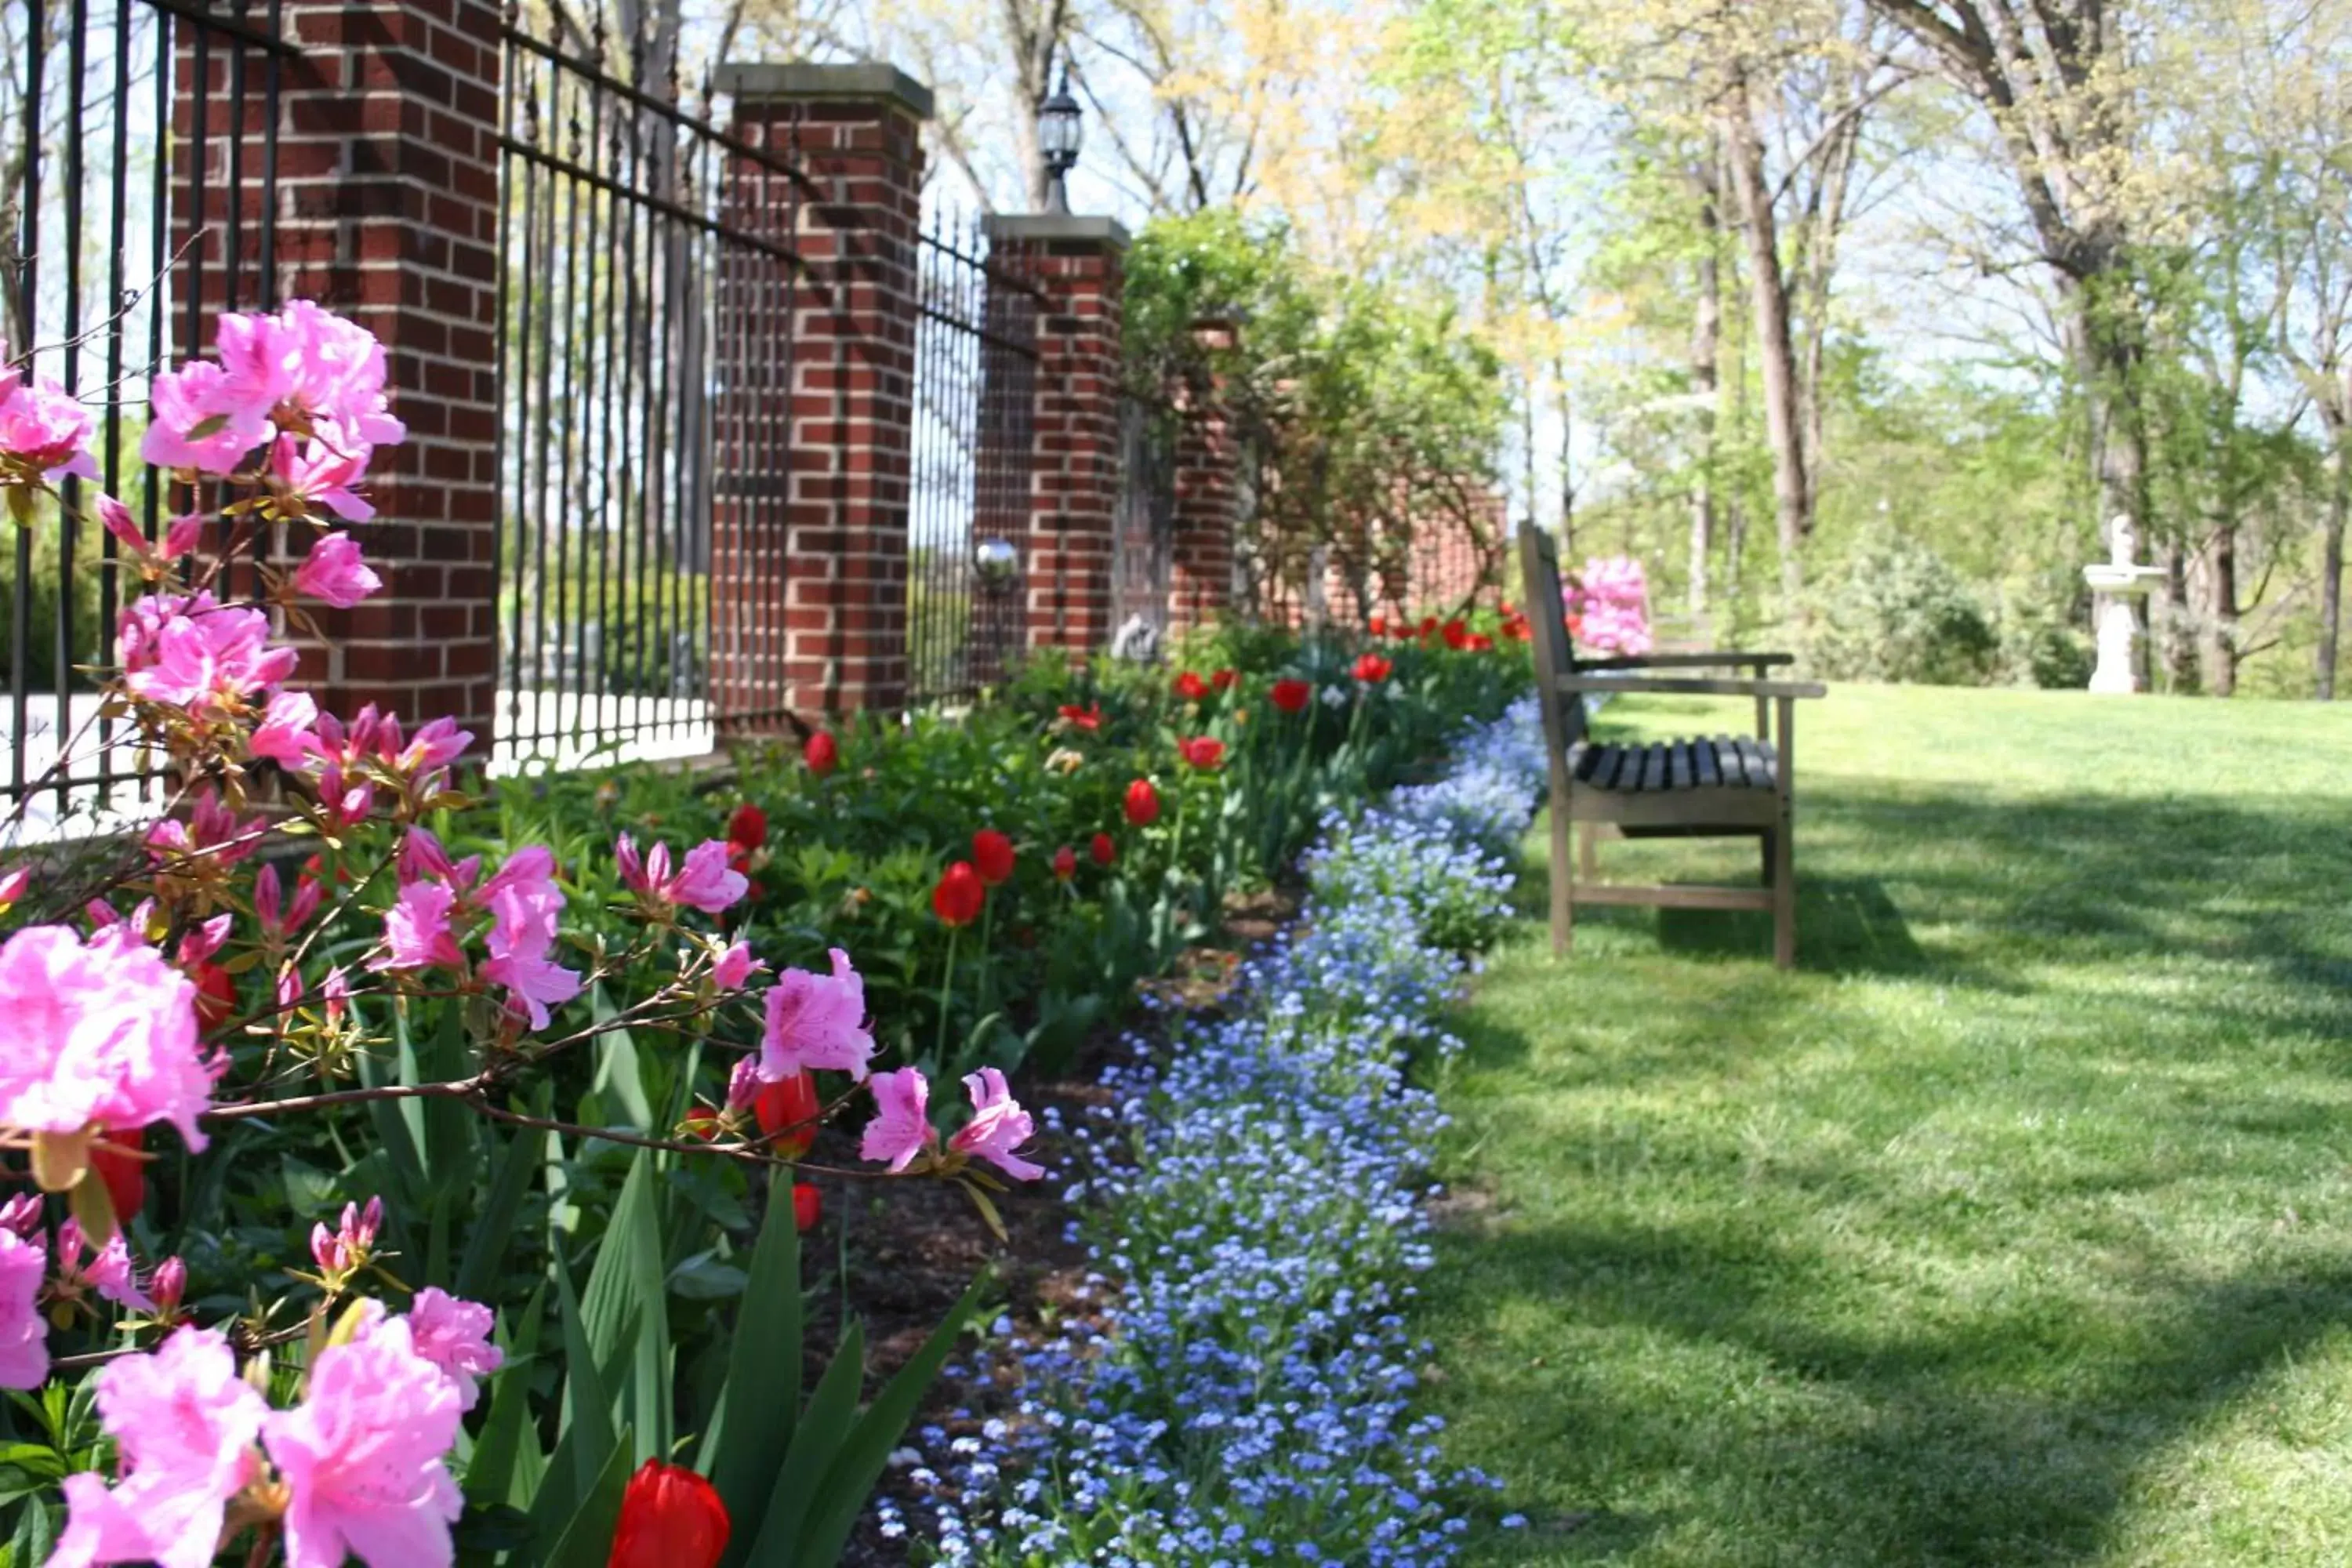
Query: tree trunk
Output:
[[1723, 82, 1809, 615], [2318, 392, 2350, 699], [2158, 540, 2193, 692], [1688, 148, 1722, 625], [2201, 524, 2238, 697], [1797, 114, 1857, 525]]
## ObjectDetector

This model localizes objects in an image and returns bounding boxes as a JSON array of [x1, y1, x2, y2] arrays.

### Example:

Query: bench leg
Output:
[[1771, 821, 1795, 969], [1759, 829, 1775, 887], [1579, 822, 1599, 880], [1550, 793, 1574, 957]]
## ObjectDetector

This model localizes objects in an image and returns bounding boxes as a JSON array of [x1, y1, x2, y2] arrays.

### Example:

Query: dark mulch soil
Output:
[[824, 884, 1299, 1565]]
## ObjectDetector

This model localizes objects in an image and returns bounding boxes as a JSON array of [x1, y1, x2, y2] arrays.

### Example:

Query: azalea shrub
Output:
[[0, 302, 1053, 1567]]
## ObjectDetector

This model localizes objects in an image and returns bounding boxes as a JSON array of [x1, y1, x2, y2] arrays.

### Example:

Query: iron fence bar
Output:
[[13, 0, 45, 800], [140, 0, 299, 59]]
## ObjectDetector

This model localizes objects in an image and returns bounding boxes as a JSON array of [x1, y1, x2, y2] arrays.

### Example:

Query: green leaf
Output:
[[536, 1424, 633, 1568], [578, 1149, 670, 1464], [741, 1320, 864, 1566], [797, 1274, 985, 1566], [459, 1283, 544, 1512], [528, 1257, 622, 1537], [456, 1122, 546, 1304], [706, 1177, 805, 1559], [589, 984, 655, 1133]]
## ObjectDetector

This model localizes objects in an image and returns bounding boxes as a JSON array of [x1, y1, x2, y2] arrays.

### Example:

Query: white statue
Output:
[[2082, 514, 2163, 695]]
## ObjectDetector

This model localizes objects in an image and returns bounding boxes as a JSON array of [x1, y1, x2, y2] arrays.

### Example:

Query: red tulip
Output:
[[90, 1127, 145, 1224], [793, 1182, 822, 1232], [933, 860, 985, 927], [754, 1070, 821, 1157], [1123, 778, 1160, 826], [1368, 615, 1387, 636], [972, 828, 1016, 887], [1270, 678, 1312, 713], [1052, 844, 1077, 880], [727, 802, 768, 851], [194, 962, 238, 1032], [1090, 833, 1116, 867], [804, 731, 837, 776], [1173, 670, 1208, 702], [1057, 702, 1103, 732], [1468, 632, 1494, 652], [1210, 667, 1237, 693], [1442, 619, 1470, 650], [1352, 653, 1392, 684], [1178, 736, 1225, 771], [608, 1458, 730, 1568]]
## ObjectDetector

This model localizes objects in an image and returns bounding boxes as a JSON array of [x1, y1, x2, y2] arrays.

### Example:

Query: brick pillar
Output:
[[178, 0, 505, 736], [983, 215, 1128, 659], [1167, 317, 1241, 633], [713, 63, 928, 722]]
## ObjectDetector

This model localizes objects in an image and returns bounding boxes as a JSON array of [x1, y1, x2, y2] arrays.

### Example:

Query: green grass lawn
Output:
[[1425, 682, 2352, 1567]]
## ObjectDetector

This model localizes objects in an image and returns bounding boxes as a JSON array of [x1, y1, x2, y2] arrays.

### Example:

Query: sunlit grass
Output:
[[1423, 683, 2352, 1566]]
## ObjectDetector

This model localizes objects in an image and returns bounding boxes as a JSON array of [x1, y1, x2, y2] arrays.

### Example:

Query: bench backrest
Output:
[[1517, 524, 1588, 757]]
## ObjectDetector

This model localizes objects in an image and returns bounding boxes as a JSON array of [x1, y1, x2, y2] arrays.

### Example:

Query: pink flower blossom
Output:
[[176, 913, 233, 969], [859, 1066, 935, 1173], [947, 1067, 1044, 1181], [760, 948, 873, 1083], [118, 592, 298, 714], [0, 924, 210, 1152], [0, 375, 96, 481], [478, 848, 579, 1029], [1565, 555, 1652, 656], [396, 717, 471, 778], [63, 1220, 157, 1312], [292, 532, 382, 609], [217, 300, 406, 449], [0, 1193, 39, 1238], [401, 1288, 502, 1411], [371, 880, 464, 973], [255, 864, 324, 938], [262, 1315, 463, 1568], [713, 942, 765, 990], [98, 497, 204, 571], [248, 689, 321, 767], [269, 426, 374, 521], [140, 359, 273, 475], [0, 1228, 45, 1389], [47, 1327, 269, 1568], [666, 840, 747, 914]]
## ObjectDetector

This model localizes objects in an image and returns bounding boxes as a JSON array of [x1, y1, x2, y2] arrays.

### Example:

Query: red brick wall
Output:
[[1167, 320, 1241, 633], [985, 216, 1127, 659], [177, 0, 506, 738], [715, 64, 927, 723]]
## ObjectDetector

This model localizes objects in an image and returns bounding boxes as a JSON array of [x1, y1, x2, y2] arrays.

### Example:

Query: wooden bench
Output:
[[1519, 525, 1826, 968]]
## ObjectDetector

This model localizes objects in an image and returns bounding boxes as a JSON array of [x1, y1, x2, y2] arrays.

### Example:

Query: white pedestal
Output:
[[2088, 595, 2140, 695]]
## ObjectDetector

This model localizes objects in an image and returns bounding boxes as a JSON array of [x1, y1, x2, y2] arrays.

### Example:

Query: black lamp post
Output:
[[1037, 67, 1082, 214]]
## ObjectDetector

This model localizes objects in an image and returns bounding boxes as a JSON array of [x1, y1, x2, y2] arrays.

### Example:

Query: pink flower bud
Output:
[[0, 1193, 40, 1238], [150, 1255, 187, 1316], [725, 1056, 762, 1112], [291, 531, 382, 609], [0, 866, 27, 908]]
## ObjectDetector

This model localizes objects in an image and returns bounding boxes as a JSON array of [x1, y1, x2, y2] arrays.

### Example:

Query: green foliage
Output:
[[1806, 529, 1998, 687], [1125, 211, 1510, 618]]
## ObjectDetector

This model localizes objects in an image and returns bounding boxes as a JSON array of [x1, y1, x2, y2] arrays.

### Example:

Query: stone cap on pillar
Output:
[[713, 60, 934, 118], [984, 213, 1131, 252]]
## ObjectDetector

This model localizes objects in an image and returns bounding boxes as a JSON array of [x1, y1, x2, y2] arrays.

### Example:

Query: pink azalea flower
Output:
[[401, 1288, 502, 1412], [269, 426, 374, 521], [176, 912, 233, 968], [0, 924, 210, 1152], [308, 1197, 382, 1278], [0, 866, 31, 908], [479, 848, 580, 1028], [396, 717, 471, 778], [98, 497, 204, 571], [0, 1228, 45, 1390], [370, 880, 464, 973], [218, 300, 405, 449], [665, 840, 747, 914], [396, 827, 478, 893], [713, 941, 765, 990], [0, 1193, 40, 1238], [140, 359, 273, 475], [760, 948, 873, 1083], [254, 865, 324, 938], [292, 532, 382, 609], [947, 1067, 1044, 1181], [0, 376, 97, 481], [859, 1066, 935, 1173], [262, 1315, 463, 1568], [47, 1327, 269, 1568], [118, 592, 298, 714], [249, 689, 321, 767]]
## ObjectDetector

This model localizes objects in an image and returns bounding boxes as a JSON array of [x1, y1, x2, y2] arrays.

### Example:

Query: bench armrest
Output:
[[1555, 674, 1826, 700], [1575, 650, 1795, 671]]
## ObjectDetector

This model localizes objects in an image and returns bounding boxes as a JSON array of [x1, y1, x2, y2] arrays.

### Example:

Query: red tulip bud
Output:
[[608, 1459, 730, 1568]]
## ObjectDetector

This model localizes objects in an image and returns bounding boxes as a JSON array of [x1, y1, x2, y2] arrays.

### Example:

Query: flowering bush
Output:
[[1565, 554, 1653, 656], [0, 303, 1047, 1566], [893, 695, 1552, 1563]]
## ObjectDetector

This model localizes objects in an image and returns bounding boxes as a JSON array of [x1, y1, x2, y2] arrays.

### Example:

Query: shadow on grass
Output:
[[1457, 1212, 2352, 1566]]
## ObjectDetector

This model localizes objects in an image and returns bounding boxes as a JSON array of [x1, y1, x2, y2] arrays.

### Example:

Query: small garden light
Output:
[[1037, 66, 1082, 214]]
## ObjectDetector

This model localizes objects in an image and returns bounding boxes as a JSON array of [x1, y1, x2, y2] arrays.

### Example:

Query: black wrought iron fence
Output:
[[0, 0, 294, 833], [906, 213, 1038, 705], [1111, 391, 1176, 648], [495, 16, 809, 770]]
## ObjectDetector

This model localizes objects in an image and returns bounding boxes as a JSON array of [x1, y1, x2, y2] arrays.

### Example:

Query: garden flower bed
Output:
[[887, 695, 1552, 1563]]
